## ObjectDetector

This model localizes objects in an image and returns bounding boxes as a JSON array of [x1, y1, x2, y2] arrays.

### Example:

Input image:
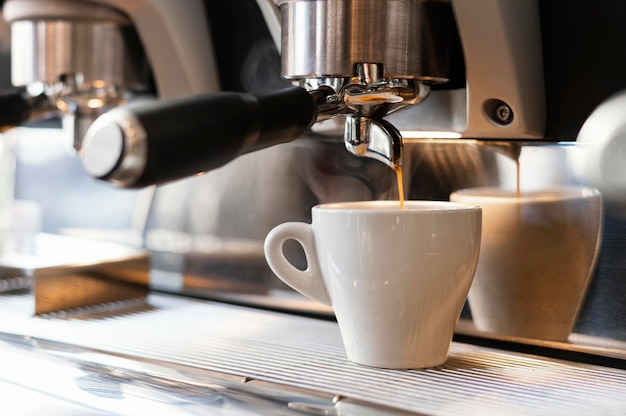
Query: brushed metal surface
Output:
[[0, 333, 407, 415], [276, 0, 452, 80], [9, 20, 144, 88]]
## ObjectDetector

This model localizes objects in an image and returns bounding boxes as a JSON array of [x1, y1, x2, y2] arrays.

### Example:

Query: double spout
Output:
[[340, 62, 430, 171], [344, 116, 403, 171]]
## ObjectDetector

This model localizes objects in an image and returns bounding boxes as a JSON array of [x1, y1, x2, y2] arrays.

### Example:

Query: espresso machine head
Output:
[[2, 0, 149, 149], [69, 0, 546, 189], [276, 0, 546, 164], [275, 0, 448, 169], [1, 0, 219, 150]]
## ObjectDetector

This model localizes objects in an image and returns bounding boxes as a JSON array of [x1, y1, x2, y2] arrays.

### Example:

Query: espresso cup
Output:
[[450, 186, 603, 341], [264, 201, 481, 369]]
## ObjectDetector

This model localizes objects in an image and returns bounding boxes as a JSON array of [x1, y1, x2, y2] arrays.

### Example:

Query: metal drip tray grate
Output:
[[0, 293, 625, 415]]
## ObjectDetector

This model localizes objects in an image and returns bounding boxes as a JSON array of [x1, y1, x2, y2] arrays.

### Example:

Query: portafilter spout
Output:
[[344, 116, 404, 171], [275, 0, 452, 170], [339, 63, 430, 170]]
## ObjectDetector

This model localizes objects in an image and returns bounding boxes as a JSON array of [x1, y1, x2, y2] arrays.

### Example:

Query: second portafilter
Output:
[[1, 0, 150, 150]]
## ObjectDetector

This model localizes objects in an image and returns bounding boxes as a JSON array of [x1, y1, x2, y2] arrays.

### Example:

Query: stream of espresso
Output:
[[395, 167, 405, 209], [516, 158, 521, 198]]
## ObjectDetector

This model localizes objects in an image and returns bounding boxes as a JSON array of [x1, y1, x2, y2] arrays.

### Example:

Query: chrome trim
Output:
[[275, 0, 451, 81], [344, 116, 403, 169], [81, 108, 148, 187]]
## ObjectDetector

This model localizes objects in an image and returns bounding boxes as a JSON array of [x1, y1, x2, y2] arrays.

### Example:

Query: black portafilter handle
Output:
[[80, 86, 323, 188]]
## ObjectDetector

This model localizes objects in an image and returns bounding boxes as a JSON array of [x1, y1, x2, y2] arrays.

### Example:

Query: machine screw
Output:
[[494, 102, 513, 124], [483, 99, 514, 126]]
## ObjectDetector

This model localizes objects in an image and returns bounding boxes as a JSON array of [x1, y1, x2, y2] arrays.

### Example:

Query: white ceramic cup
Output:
[[264, 200, 482, 369], [450, 186, 603, 341]]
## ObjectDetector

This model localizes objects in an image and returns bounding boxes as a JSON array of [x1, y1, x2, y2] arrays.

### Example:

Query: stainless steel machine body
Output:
[[2, 0, 219, 149], [277, 0, 545, 140], [2, 0, 626, 407]]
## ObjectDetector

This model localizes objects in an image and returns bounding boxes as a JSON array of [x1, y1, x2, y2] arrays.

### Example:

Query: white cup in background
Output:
[[264, 200, 481, 369], [450, 186, 603, 341]]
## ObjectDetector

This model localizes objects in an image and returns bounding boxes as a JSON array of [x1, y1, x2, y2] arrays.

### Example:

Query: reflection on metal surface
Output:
[[33, 250, 149, 315], [455, 319, 626, 361], [0, 327, 409, 415], [0, 234, 149, 314]]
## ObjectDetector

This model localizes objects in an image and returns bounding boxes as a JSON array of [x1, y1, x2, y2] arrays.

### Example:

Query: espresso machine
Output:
[[1, 0, 626, 413]]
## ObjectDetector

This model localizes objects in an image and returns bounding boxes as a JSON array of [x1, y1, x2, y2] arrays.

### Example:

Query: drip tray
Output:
[[0, 293, 625, 415]]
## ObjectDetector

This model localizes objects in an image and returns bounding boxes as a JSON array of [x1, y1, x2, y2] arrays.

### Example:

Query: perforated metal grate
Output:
[[0, 293, 625, 415]]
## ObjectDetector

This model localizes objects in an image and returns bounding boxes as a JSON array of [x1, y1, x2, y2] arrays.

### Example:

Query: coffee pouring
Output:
[[3, 0, 626, 361]]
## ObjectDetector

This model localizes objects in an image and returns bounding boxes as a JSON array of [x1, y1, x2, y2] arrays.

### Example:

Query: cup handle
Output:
[[264, 222, 331, 306]]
